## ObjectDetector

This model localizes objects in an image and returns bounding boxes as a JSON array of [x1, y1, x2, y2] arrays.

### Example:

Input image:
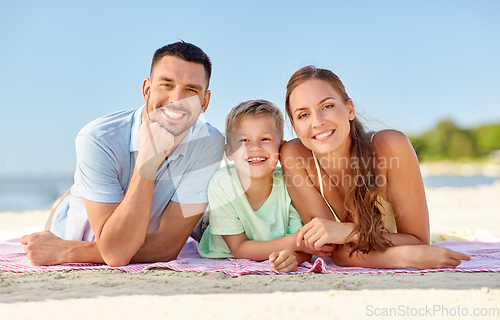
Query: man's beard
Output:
[[146, 102, 198, 137]]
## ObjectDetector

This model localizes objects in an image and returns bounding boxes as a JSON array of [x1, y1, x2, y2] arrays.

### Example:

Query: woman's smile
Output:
[[312, 129, 335, 141]]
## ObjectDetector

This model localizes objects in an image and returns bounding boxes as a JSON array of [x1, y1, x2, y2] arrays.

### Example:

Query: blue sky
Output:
[[1, 0, 499, 174]]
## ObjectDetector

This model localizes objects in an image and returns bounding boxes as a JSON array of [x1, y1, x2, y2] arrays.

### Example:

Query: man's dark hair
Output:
[[151, 41, 212, 89]]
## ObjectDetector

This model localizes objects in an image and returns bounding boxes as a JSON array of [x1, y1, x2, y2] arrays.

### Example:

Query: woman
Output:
[[280, 66, 470, 269]]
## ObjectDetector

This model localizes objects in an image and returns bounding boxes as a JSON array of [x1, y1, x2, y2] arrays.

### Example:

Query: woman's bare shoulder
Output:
[[372, 129, 413, 156], [280, 138, 312, 157], [280, 138, 315, 171]]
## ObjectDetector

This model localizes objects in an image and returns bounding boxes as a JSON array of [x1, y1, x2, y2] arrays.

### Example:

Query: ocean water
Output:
[[0, 174, 498, 213], [0, 174, 74, 212], [423, 174, 500, 188]]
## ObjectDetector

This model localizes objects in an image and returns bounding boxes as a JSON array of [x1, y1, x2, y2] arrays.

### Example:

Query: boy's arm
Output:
[[286, 203, 304, 236], [222, 233, 312, 273], [221, 233, 298, 261], [221, 233, 327, 261]]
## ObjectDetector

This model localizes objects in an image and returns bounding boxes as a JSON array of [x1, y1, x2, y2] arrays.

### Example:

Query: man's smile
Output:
[[163, 108, 186, 120]]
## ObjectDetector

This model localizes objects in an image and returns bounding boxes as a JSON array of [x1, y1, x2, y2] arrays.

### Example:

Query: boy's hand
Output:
[[269, 250, 300, 273]]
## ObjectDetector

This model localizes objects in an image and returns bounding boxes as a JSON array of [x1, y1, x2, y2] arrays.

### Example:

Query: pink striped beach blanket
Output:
[[1, 231, 499, 276]]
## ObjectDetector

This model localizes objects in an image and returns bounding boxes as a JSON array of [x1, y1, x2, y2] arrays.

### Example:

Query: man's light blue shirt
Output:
[[50, 106, 224, 241]]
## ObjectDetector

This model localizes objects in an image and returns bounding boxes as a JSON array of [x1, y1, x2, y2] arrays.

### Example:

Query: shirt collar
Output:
[[129, 105, 144, 153], [169, 116, 209, 161]]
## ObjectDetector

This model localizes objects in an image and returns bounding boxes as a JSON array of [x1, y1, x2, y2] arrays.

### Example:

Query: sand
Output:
[[1, 183, 500, 319]]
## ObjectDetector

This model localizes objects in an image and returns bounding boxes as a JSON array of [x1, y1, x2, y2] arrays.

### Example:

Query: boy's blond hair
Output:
[[225, 99, 284, 142]]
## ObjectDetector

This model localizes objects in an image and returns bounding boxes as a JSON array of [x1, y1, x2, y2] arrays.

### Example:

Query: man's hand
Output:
[[20, 231, 68, 265], [21, 231, 65, 265], [136, 118, 174, 179]]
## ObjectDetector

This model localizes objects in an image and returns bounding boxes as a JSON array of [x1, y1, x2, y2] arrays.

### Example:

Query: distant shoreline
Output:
[[2, 160, 500, 178], [420, 161, 500, 177], [1, 164, 500, 212]]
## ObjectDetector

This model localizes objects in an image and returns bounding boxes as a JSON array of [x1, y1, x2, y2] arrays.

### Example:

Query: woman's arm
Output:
[[331, 243, 470, 269], [280, 140, 343, 223], [373, 130, 430, 245], [332, 131, 468, 268], [288, 131, 431, 249], [281, 140, 359, 249], [282, 133, 469, 268]]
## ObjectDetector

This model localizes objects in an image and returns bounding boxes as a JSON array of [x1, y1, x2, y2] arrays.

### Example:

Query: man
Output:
[[21, 42, 224, 266]]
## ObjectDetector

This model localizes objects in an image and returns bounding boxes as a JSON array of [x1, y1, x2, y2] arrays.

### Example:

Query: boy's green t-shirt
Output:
[[197, 165, 303, 258]]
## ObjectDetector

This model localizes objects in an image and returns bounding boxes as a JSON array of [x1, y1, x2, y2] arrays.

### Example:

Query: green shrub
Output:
[[409, 119, 498, 161]]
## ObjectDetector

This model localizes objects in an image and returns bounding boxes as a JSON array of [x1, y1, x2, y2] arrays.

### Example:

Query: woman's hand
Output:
[[401, 245, 471, 269], [296, 218, 355, 250], [298, 242, 334, 258]]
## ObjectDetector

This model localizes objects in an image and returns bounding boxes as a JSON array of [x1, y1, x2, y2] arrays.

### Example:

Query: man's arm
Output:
[[84, 118, 177, 266], [129, 201, 206, 263], [20, 200, 206, 266], [85, 166, 155, 266], [87, 194, 206, 265]]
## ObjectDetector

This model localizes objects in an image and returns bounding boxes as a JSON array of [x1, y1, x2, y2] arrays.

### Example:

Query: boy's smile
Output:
[[246, 156, 268, 164]]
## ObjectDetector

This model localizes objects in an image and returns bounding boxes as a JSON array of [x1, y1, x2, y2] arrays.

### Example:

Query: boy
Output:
[[197, 100, 330, 272]]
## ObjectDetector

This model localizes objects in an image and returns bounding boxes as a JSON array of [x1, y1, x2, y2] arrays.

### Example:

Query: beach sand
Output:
[[1, 183, 500, 319]]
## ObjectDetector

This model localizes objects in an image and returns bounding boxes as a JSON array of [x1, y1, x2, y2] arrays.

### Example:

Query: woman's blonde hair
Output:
[[285, 66, 393, 256], [225, 99, 284, 141]]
